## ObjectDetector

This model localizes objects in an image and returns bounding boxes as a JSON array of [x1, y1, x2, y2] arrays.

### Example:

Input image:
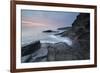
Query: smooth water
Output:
[[22, 29, 72, 46], [22, 29, 73, 62]]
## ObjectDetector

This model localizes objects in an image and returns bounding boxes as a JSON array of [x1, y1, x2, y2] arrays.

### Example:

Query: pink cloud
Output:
[[22, 20, 48, 27]]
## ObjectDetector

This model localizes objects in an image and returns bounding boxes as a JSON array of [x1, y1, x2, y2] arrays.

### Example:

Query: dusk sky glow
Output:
[[22, 10, 79, 30], [21, 10, 79, 44]]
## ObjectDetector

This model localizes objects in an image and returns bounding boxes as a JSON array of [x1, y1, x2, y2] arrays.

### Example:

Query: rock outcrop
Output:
[[21, 41, 41, 56], [43, 30, 58, 33], [22, 42, 83, 62], [21, 13, 90, 63], [60, 13, 90, 59]]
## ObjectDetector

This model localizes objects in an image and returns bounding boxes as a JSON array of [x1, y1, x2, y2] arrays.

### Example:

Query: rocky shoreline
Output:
[[21, 13, 90, 63], [21, 40, 88, 63]]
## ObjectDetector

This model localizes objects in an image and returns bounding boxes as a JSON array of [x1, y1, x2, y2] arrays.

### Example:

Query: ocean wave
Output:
[[40, 35, 72, 46]]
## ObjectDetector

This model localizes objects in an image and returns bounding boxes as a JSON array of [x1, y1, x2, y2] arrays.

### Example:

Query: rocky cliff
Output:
[[21, 13, 90, 63], [61, 13, 90, 59]]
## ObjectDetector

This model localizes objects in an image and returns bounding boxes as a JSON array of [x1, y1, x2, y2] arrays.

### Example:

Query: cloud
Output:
[[22, 20, 48, 27]]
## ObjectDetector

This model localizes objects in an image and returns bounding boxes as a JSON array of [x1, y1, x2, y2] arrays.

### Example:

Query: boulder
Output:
[[21, 41, 41, 56]]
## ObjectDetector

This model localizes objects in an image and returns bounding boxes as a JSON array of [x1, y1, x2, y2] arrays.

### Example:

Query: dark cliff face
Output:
[[62, 13, 90, 59], [62, 13, 90, 37]]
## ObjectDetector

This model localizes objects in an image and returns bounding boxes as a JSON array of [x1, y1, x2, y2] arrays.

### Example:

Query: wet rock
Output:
[[47, 42, 81, 61], [21, 43, 48, 63], [47, 44, 56, 61], [21, 41, 41, 56], [43, 30, 58, 33], [58, 13, 90, 60], [21, 13, 90, 62], [54, 42, 73, 61], [21, 54, 32, 63]]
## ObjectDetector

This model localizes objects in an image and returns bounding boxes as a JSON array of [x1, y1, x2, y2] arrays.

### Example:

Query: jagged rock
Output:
[[21, 13, 90, 63], [47, 44, 56, 61], [54, 42, 73, 61], [29, 47, 48, 62], [43, 30, 58, 33], [21, 43, 48, 63], [57, 27, 72, 30], [21, 41, 41, 56], [57, 13, 90, 60], [21, 54, 32, 62], [47, 42, 81, 61]]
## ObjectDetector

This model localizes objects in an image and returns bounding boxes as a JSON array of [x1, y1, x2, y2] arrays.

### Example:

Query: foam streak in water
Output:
[[40, 35, 72, 46], [50, 35, 72, 46]]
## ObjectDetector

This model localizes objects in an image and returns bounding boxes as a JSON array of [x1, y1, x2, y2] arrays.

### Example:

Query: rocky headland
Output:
[[21, 13, 90, 63]]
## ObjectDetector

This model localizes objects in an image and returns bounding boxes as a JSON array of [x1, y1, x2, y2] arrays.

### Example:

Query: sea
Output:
[[22, 29, 72, 47], [21, 29, 73, 62]]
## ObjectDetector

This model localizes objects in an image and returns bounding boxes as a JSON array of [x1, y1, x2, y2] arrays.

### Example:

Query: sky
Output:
[[21, 10, 79, 30], [21, 10, 79, 44]]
